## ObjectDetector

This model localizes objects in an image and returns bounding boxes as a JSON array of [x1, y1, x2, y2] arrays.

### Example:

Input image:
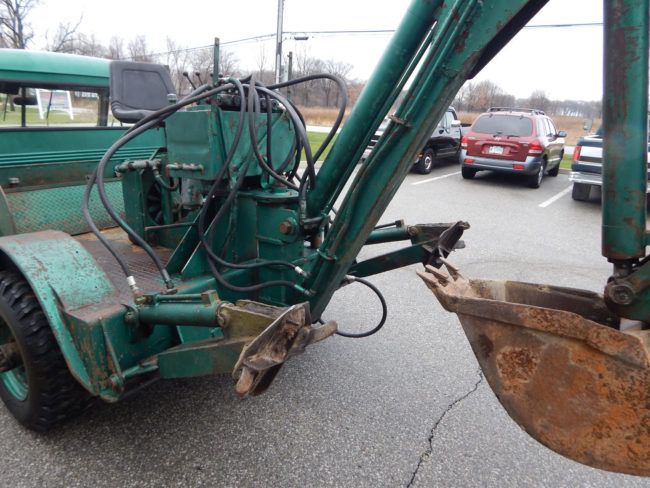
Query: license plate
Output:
[[488, 145, 504, 155]]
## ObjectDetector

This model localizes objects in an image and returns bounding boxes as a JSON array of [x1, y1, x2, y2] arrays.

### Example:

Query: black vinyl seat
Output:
[[109, 61, 176, 123]]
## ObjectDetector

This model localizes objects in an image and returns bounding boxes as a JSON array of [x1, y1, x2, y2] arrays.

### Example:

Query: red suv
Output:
[[460, 108, 566, 188]]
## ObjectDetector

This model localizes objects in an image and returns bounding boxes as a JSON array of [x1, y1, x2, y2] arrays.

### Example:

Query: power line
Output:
[[148, 23, 603, 59]]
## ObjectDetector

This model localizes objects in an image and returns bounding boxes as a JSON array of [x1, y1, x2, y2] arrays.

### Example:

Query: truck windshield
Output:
[[473, 114, 533, 137]]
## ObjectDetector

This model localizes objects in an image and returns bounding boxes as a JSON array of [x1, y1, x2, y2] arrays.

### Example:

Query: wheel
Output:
[[572, 182, 591, 201], [461, 166, 476, 179], [548, 152, 562, 177], [528, 160, 545, 188], [414, 148, 435, 174], [0, 270, 92, 431]]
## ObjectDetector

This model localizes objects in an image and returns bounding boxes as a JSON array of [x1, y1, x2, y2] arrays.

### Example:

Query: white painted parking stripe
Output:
[[412, 171, 461, 185], [538, 185, 573, 208]]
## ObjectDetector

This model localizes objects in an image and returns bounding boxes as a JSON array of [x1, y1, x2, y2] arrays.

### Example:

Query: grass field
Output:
[[0, 105, 109, 125], [306, 131, 337, 161], [560, 152, 573, 170]]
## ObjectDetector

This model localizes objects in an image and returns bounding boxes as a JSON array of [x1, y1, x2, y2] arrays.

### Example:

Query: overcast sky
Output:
[[30, 0, 603, 101]]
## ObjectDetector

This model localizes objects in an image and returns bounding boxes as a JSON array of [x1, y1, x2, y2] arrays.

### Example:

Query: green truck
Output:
[[0, 49, 164, 237]]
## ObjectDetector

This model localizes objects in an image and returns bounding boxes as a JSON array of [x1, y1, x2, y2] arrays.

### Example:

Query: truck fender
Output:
[[0, 230, 118, 396]]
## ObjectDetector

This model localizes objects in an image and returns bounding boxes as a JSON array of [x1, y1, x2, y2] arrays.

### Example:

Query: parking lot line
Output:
[[411, 171, 461, 185], [538, 185, 573, 208]]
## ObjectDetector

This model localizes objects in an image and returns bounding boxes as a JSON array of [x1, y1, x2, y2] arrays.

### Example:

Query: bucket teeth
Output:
[[424, 264, 449, 284], [439, 256, 461, 279]]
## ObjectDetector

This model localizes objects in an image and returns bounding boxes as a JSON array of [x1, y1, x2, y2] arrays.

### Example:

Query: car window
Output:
[[472, 114, 533, 137], [444, 111, 454, 128], [1, 88, 109, 128], [547, 118, 557, 136]]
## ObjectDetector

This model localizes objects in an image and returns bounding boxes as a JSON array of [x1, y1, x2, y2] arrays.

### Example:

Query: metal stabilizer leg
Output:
[[418, 262, 650, 477], [232, 303, 337, 396]]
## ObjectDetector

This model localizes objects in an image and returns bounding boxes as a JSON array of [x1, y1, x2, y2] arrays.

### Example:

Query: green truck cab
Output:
[[0, 49, 164, 236]]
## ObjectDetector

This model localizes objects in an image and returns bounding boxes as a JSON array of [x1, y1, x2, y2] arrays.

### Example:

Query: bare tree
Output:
[[106, 36, 124, 60], [189, 47, 213, 86], [0, 0, 39, 48], [45, 17, 82, 53], [256, 45, 268, 80], [325, 59, 352, 107], [164, 36, 191, 94], [219, 49, 239, 78], [294, 45, 319, 105], [128, 35, 152, 62], [527, 89, 550, 112]]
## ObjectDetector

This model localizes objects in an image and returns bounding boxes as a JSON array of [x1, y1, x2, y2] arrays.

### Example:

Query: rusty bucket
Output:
[[418, 261, 650, 476]]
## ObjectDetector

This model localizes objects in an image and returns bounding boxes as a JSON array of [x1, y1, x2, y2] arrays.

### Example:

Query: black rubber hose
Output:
[[334, 277, 387, 338], [202, 159, 302, 293], [255, 85, 316, 191], [269, 73, 347, 162], [86, 83, 234, 287], [86, 119, 173, 285], [196, 79, 300, 272], [246, 81, 299, 191], [82, 169, 133, 279]]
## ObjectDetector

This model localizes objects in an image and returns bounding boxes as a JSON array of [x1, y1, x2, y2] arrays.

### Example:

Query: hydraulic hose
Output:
[[332, 276, 388, 338], [86, 83, 234, 290]]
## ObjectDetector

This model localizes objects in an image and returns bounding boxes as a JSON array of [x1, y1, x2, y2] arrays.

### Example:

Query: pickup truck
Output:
[[570, 125, 650, 201], [362, 107, 467, 174]]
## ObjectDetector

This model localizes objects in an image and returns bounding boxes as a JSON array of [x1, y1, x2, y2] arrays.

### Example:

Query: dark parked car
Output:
[[362, 107, 467, 174], [460, 107, 566, 188]]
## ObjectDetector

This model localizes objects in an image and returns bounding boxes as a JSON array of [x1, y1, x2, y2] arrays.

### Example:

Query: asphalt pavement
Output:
[[0, 161, 646, 487]]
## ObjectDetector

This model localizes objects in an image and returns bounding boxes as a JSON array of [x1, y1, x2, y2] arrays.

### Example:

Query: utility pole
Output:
[[275, 0, 284, 84]]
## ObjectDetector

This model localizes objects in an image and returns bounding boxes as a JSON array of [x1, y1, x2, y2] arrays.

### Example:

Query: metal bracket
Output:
[[232, 303, 337, 396]]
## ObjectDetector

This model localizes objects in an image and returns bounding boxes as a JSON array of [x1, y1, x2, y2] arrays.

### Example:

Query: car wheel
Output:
[[571, 183, 591, 201], [461, 167, 476, 179], [0, 270, 93, 431], [548, 153, 562, 177], [528, 160, 545, 188], [414, 148, 435, 174]]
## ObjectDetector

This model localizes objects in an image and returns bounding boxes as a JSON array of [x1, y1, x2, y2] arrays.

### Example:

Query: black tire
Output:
[[414, 148, 435, 174], [0, 270, 92, 431], [528, 160, 545, 188], [548, 152, 562, 177], [572, 183, 591, 201], [461, 166, 476, 179]]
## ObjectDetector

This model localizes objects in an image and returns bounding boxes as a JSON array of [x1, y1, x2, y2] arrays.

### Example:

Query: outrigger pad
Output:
[[418, 261, 650, 477], [232, 303, 337, 397]]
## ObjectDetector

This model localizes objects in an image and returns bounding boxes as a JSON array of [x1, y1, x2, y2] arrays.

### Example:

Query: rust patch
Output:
[[495, 346, 539, 394]]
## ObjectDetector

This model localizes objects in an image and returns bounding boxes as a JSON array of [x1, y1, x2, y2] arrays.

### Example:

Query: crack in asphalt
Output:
[[406, 370, 484, 487]]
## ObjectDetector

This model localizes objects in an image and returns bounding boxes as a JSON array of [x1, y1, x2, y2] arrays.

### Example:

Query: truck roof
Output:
[[0, 49, 110, 91]]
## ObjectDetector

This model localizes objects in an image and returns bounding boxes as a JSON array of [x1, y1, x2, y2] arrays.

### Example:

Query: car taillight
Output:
[[528, 141, 543, 155], [572, 145, 581, 162], [513, 164, 525, 170], [461, 135, 468, 149], [464, 158, 474, 164]]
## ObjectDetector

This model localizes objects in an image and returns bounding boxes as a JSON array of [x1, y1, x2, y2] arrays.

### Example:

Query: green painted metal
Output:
[[0, 49, 110, 89], [138, 293, 221, 327], [6, 181, 124, 236], [601, 0, 649, 260], [0, 231, 116, 394], [0, 128, 164, 169], [157, 338, 248, 378], [0, 325, 27, 400], [165, 104, 295, 181]]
